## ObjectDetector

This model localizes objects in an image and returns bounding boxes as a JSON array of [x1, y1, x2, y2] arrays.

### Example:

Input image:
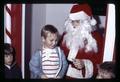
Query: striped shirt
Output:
[[42, 48, 59, 78]]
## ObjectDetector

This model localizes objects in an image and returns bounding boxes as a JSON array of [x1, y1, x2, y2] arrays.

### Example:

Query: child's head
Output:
[[96, 61, 115, 79], [41, 24, 59, 49], [4, 43, 16, 66]]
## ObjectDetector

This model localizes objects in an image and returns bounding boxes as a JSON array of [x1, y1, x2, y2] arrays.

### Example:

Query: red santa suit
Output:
[[60, 4, 104, 79]]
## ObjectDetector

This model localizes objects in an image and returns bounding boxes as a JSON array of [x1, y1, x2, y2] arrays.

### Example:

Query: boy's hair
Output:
[[41, 24, 59, 39], [99, 61, 115, 78], [4, 43, 16, 62]]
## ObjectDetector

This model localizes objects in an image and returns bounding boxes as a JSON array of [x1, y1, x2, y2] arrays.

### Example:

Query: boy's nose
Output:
[[8, 56, 11, 59], [52, 41, 57, 46]]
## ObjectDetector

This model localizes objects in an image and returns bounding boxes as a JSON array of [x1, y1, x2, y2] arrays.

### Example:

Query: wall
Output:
[[31, 4, 73, 55], [45, 4, 73, 34]]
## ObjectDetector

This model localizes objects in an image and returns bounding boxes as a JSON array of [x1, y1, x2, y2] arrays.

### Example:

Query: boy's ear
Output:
[[42, 37, 45, 42]]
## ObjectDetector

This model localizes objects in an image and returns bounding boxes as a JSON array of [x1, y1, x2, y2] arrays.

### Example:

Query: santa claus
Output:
[[60, 3, 104, 79]]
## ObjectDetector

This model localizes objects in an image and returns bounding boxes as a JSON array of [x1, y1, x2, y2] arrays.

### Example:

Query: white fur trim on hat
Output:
[[69, 11, 90, 20]]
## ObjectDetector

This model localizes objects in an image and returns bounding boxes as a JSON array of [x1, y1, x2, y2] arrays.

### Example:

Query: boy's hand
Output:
[[41, 74, 48, 79]]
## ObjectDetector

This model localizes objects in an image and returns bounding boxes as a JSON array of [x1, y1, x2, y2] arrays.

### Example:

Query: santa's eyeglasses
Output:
[[71, 20, 80, 24]]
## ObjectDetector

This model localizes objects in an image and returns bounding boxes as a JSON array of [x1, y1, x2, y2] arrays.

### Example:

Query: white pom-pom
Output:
[[90, 18, 97, 26]]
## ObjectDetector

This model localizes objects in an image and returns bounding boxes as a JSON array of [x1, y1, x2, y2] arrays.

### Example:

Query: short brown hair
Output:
[[99, 62, 115, 78], [41, 24, 59, 39]]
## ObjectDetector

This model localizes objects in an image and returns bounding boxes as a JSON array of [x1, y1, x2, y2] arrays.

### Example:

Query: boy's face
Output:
[[4, 54, 13, 66], [42, 32, 58, 49], [96, 69, 113, 79]]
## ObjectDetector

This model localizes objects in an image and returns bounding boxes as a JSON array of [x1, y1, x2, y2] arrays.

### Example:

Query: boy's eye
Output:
[[5, 55, 12, 58], [5, 55, 9, 57], [50, 39, 54, 42]]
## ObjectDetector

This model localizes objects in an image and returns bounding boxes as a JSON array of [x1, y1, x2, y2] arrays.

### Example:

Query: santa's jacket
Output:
[[60, 30, 104, 78]]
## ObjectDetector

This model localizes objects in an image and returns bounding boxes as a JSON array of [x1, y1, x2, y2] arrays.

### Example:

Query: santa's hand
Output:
[[72, 59, 84, 69]]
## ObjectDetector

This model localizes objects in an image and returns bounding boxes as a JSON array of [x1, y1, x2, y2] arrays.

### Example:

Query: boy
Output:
[[29, 24, 68, 79], [96, 61, 115, 79], [4, 43, 22, 79]]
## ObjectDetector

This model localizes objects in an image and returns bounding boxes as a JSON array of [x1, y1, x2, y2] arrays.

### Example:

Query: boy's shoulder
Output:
[[56, 46, 64, 51], [32, 49, 42, 58], [56, 46, 64, 55], [34, 49, 42, 54], [10, 63, 21, 71], [55, 46, 60, 49], [55, 46, 61, 51]]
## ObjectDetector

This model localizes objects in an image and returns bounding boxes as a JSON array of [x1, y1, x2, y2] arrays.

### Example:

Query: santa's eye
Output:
[[71, 20, 80, 23]]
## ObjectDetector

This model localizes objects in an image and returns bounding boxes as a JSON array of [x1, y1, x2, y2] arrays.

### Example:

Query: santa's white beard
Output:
[[63, 21, 98, 53]]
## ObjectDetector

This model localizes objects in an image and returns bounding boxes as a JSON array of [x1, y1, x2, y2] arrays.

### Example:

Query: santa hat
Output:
[[69, 3, 97, 26]]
